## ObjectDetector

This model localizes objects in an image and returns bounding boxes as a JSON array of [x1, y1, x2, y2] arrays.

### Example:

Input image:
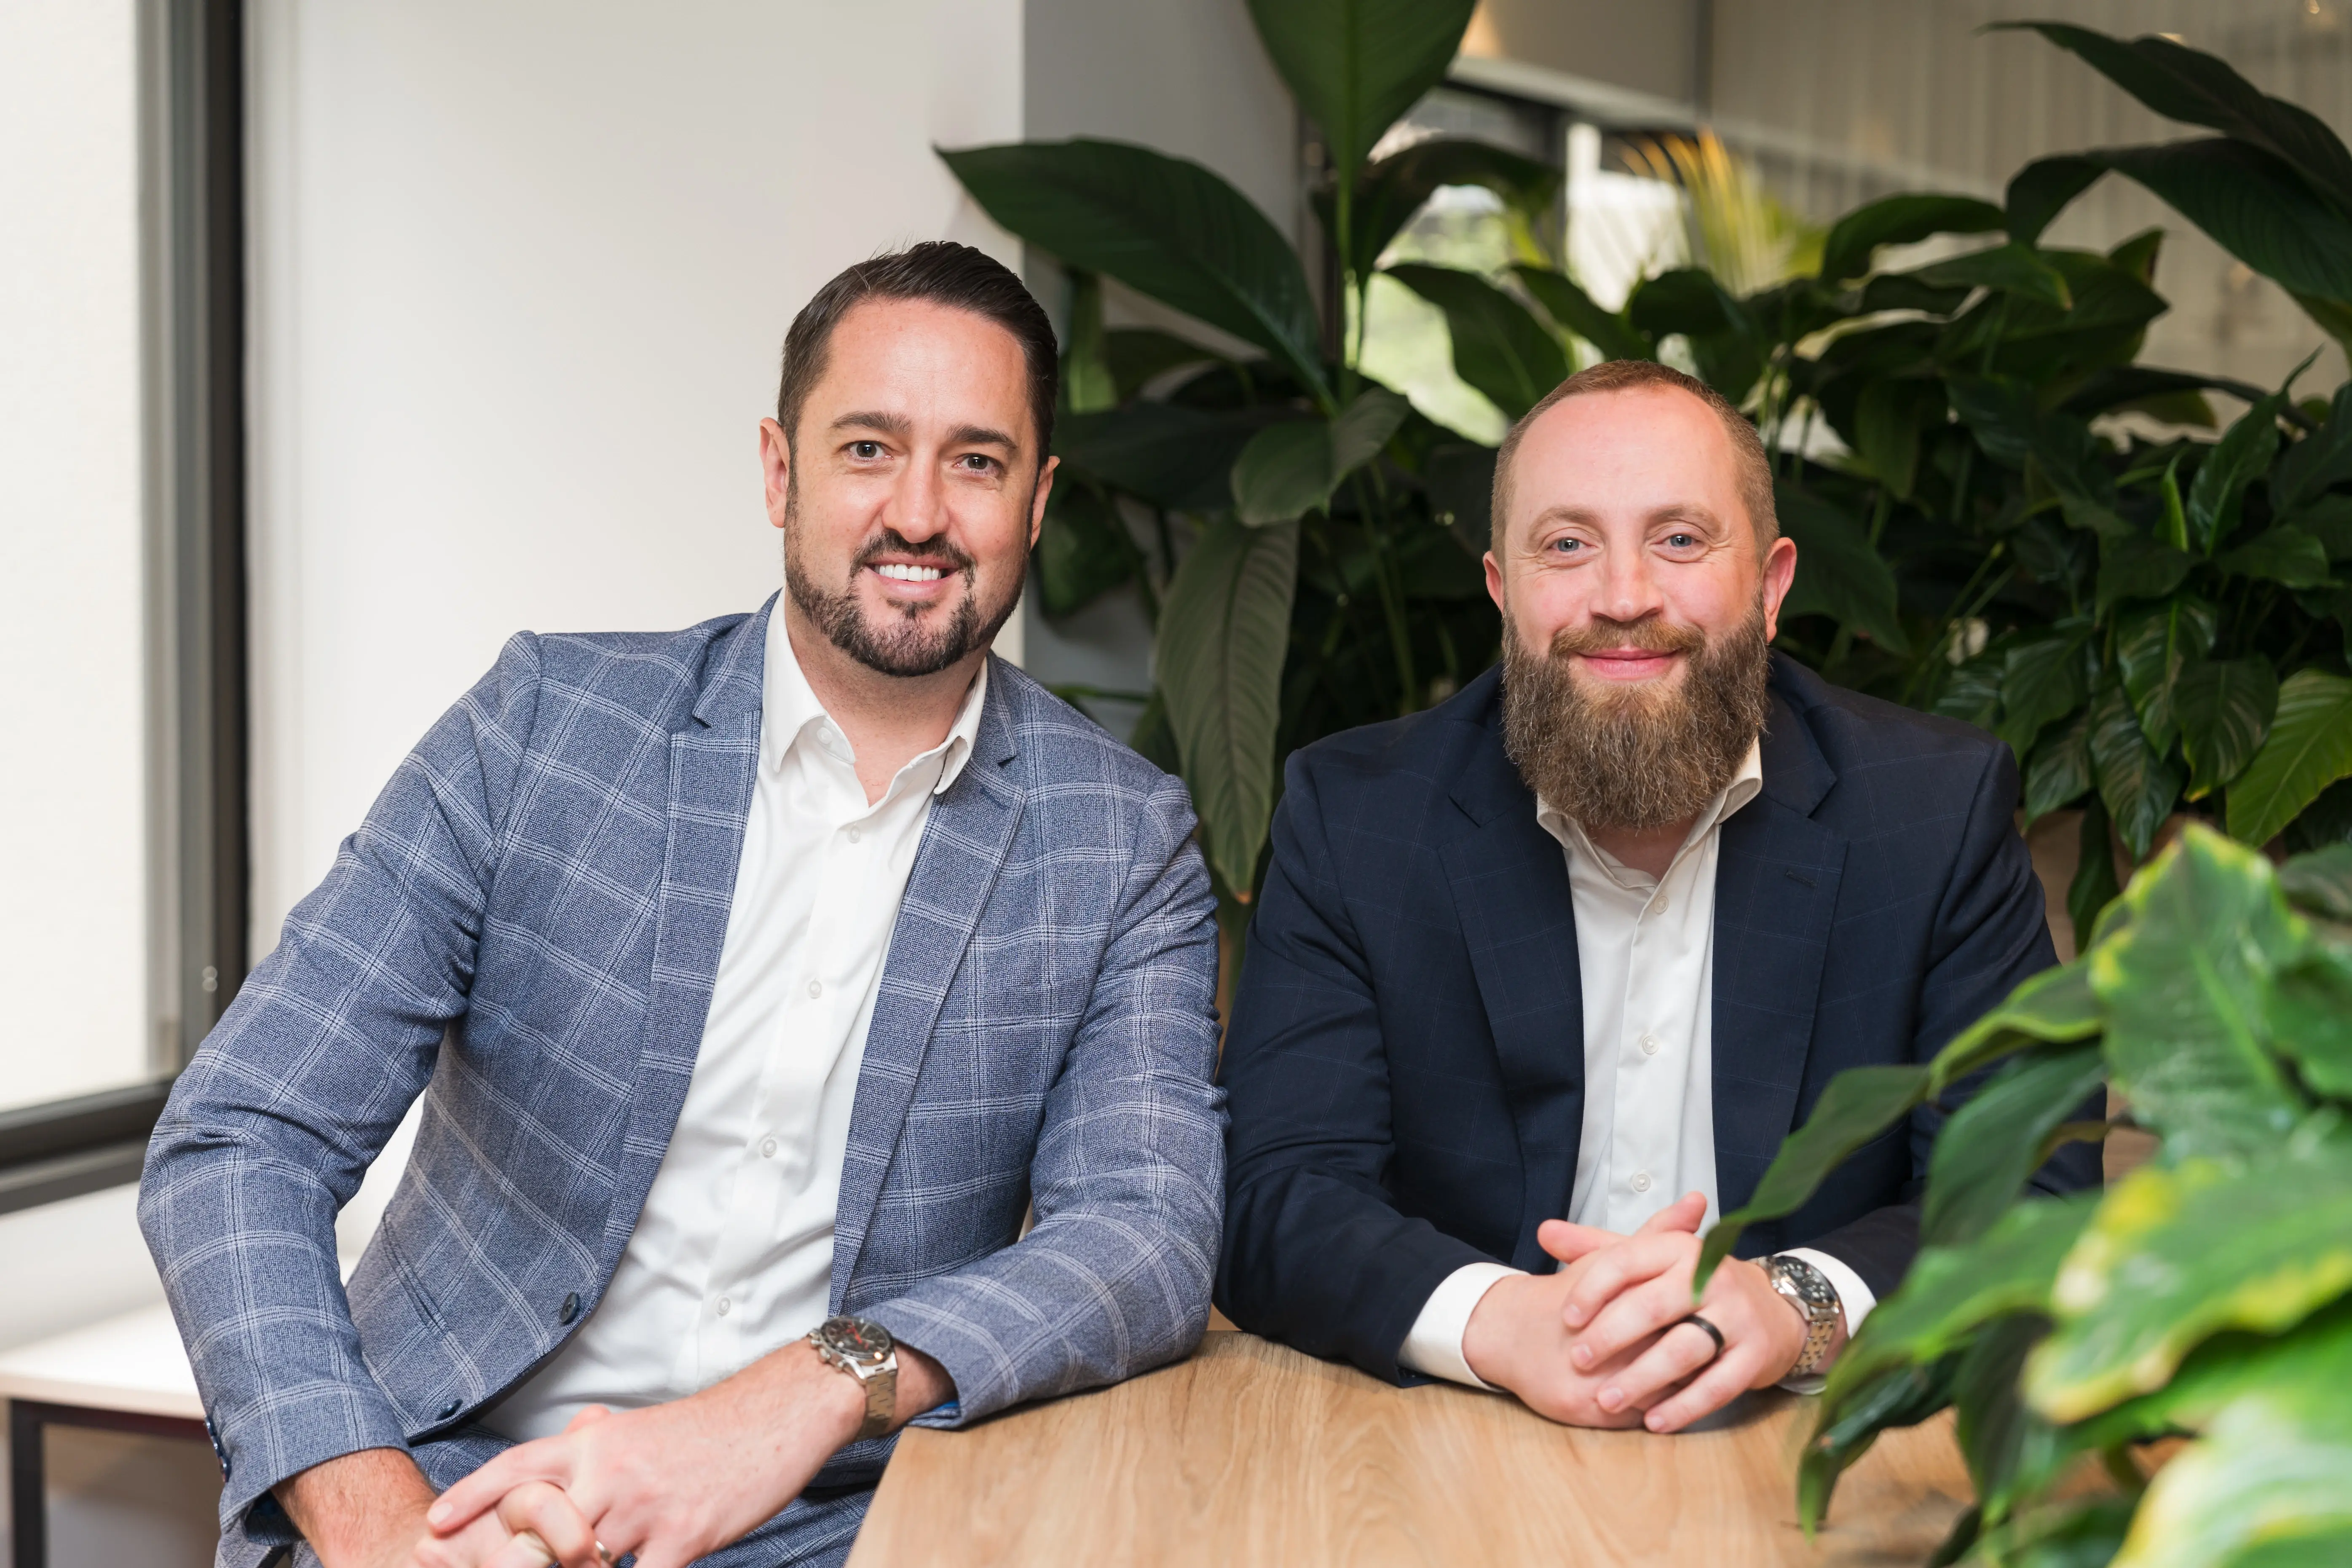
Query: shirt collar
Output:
[[1535, 736, 1765, 885], [762, 605, 988, 796]]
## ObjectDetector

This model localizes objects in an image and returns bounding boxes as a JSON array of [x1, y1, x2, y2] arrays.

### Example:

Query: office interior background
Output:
[[3, 0, 2346, 1560]]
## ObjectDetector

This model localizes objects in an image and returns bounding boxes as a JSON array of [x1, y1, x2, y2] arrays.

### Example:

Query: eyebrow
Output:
[[828, 412, 1023, 458], [1523, 502, 1727, 533]]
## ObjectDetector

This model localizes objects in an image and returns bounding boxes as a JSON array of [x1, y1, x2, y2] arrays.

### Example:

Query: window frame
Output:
[[0, 0, 248, 1215]]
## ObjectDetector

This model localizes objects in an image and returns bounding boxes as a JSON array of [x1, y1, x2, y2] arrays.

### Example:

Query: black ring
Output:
[[1680, 1312, 1727, 1362]]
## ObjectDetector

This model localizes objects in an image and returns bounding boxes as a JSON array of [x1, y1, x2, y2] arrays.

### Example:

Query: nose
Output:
[[883, 451, 950, 544], [1592, 537, 1666, 626]]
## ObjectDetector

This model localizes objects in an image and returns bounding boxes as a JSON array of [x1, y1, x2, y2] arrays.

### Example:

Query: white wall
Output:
[[0, 0, 150, 1112], [245, 0, 1026, 947]]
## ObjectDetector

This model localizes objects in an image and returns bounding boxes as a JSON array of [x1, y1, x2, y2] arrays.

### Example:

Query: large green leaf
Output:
[[1851, 376, 1946, 501], [2176, 657, 2281, 799], [1828, 1193, 2100, 1400], [2189, 394, 2287, 553], [940, 139, 1329, 399], [2000, 631, 2093, 758], [2218, 526, 2334, 587], [1921, 1043, 2108, 1249], [2113, 1373, 2352, 1568], [2096, 536, 2196, 610], [1383, 264, 1568, 421], [1229, 388, 1409, 525], [1797, 1356, 1960, 1533], [1056, 402, 1267, 513], [2029, 1135, 2352, 1422], [2272, 383, 2352, 515], [2025, 710, 2095, 825], [2116, 597, 2216, 756], [1244, 0, 1476, 197], [2229, 670, 2352, 846], [1911, 242, 2073, 309], [1345, 137, 1560, 271], [1103, 327, 1224, 404], [2087, 826, 2310, 1161], [2001, 22, 2352, 215], [1693, 1064, 1931, 1292], [2280, 842, 2352, 922], [2089, 681, 2184, 860], [1774, 482, 1910, 653], [1036, 478, 1138, 619], [1816, 192, 2007, 285], [1929, 960, 2105, 1093], [2270, 943, 2352, 1099], [2066, 1298, 2352, 1453], [2292, 494, 2352, 561], [1951, 1313, 2060, 1525], [1512, 265, 1652, 362], [2006, 144, 2352, 313], [1154, 517, 1299, 893]]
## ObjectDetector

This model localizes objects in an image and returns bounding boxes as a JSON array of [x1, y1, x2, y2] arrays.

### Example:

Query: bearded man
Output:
[[1216, 358, 2097, 1429], [142, 241, 1224, 1568]]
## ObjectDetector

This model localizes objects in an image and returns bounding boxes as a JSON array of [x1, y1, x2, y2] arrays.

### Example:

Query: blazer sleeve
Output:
[[1213, 753, 1494, 1384], [1799, 739, 2103, 1299], [860, 773, 1227, 1425], [138, 635, 543, 1525]]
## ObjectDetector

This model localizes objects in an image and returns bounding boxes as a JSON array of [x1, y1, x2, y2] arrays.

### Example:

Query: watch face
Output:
[[818, 1315, 894, 1363]]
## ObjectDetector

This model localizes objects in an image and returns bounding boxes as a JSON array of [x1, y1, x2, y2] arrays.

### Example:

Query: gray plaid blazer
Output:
[[140, 596, 1225, 1567]]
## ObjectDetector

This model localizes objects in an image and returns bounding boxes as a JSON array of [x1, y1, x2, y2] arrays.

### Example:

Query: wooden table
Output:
[[852, 1331, 1972, 1567], [0, 1304, 211, 1568]]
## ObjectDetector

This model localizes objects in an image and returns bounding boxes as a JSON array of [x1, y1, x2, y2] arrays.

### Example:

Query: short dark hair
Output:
[[775, 241, 1058, 463], [1491, 358, 1777, 549]]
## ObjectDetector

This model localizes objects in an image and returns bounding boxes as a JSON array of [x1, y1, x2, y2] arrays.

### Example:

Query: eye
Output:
[[955, 453, 1002, 475], [1548, 536, 1585, 555], [848, 440, 884, 461], [1664, 531, 1700, 550]]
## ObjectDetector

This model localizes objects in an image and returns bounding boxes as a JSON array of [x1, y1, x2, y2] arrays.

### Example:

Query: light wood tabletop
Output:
[[851, 1330, 1972, 1568]]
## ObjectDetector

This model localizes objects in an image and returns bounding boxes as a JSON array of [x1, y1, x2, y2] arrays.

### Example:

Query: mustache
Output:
[[1547, 614, 1706, 660], [852, 528, 974, 577]]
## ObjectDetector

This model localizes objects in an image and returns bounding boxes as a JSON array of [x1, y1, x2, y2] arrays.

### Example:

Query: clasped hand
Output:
[[1460, 1192, 1817, 1433]]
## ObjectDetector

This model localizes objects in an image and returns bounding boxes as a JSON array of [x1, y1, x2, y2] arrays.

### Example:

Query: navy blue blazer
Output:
[[1216, 653, 2100, 1383]]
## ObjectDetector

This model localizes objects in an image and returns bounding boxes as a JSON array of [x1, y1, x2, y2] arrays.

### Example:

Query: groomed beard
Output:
[[782, 478, 1031, 678], [1500, 600, 1772, 832]]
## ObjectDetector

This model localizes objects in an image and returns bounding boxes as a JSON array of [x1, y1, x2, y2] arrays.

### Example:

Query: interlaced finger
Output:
[[1642, 1349, 1758, 1433], [497, 1481, 604, 1568], [1562, 1234, 1695, 1331], [1594, 1319, 1722, 1414], [430, 1441, 576, 1536]]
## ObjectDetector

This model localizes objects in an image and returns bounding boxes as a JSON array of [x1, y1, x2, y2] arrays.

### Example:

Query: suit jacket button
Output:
[[558, 1292, 581, 1325], [438, 1399, 462, 1421]]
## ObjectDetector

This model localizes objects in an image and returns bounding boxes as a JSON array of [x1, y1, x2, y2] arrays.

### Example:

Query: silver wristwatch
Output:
[[808, 1315, 898, 1442], [1764, 1255, 1844, 1378]]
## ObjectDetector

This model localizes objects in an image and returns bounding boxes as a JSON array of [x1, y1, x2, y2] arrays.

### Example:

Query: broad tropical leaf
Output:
[[1851, 376, 1945, 500], [1057, 402, 1268, 513], [940, 139, 1329, 399], [1816, 192, 2006, 284], [1694, 1064, 1930, 1290], [2189, 394, 2287, 552], [1513, 265, 1652, 362], [2087, 827, 2310, 1161], [1347, 138, 1559, 271], [2280, 842, 2352, 921], [2217, 525, 2334, 587], [1921, 1042, 2107, 1249], [2269, 943, 2352, 1099], [1952, 1313, 2060, 1525], [2029, 1136, 2352, 1422], [2228, 670, 2352, 846], [1910, 242, 2073, 309], [2023, 711, 2094, 825], [2089, 681, 2184, 860], [1774, 482, 1910, 652], [1930, 961, 2104, 1093], [2000, 631, 2092, 758], [2114, 1368, 2352, 1568], [1154, 518, 1299, 893], [1229, 388, 1410, 525], [2096, 536, 2196, 609], [1383, 264, 1568, 421], [1036, 479, 1137, 618], [2116, 597, 2215, 756], [1797, 1357, 1960, 1532], [1244, 0, 1476, 199], [2272, 382, 2352, 514], [2176, 657, 2280, 799]]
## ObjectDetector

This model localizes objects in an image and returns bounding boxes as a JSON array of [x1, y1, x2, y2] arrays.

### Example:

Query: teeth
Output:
[[875, 563, 945, 582]]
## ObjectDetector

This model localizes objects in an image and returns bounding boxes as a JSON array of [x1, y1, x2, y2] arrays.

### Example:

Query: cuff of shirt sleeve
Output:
[[1773, 1247, 1878, 1395], [1396, 1262, 1524, 1391]]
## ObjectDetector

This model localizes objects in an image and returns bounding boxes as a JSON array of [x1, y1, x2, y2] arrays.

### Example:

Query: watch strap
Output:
[[1765, 1255, 1842, 1378]]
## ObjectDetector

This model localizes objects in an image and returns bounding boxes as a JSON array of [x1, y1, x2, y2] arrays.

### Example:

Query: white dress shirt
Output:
[[1398, 740, 1876, 1390], [488, 609, 987, 1440]]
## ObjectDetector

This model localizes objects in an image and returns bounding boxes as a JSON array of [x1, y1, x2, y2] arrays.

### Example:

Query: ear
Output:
[[760, 418, 793, 531], [1029, 455, 1058, 550], [1483, 548, 1505, 616], [1759, 533, 1797, 642]]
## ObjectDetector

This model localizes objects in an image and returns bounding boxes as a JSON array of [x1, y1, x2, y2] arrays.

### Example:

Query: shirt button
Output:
[[1639, 1033, 1661, 1057], [715, 1297, 731, 1317], [759, 1137, 778, 1159], [1631, 1171, 1653, 1193], [806, 979, 822, 999], [1652, 890, 1671, 913], [846, 826, 862, 844]]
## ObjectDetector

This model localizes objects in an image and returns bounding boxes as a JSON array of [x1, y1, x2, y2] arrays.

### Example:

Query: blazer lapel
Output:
[[830, 657, 1026, 1307], [1439, 714, 1586, 1272], [596, 598, 770, 1278], [1709, 681, 1846, 1215]]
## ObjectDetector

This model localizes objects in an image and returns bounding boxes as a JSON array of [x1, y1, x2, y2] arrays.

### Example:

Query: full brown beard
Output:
[[1499, 600, 1772, 832], [782, 474, 1031, 678]]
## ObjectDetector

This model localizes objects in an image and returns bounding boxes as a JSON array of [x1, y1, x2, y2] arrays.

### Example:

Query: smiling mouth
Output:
[[873, 563, 948, 583]]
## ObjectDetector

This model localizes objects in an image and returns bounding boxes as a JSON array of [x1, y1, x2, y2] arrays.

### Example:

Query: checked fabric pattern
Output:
[[140, 596, 1225, 1568]]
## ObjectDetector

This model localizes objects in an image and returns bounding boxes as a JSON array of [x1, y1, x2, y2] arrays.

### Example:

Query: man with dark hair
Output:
[[1217, 359, 2098, 1431], [143, 241, 1225, 1568]]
